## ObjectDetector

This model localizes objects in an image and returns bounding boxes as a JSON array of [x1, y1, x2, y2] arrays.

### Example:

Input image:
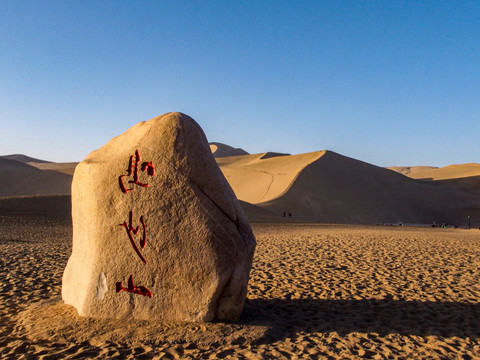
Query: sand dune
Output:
[[436, 176, 480, 197], [388, 165, 437, 176], [1, 154, 51, 163], [217, 151, 480, 226], [390, 163, 480, 197], [27, 162, 78, 176], [2, 150, 479, 226], [209, 142, 249, 158], [0, 195, 71, 219], [0, 158, 72, 197], [216, 151, 324, 204], [237, 200, 282, 222], [0, 154, 78, 176], [390, 163, 480, 180]]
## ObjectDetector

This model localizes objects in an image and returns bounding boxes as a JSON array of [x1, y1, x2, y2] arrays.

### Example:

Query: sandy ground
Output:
[[1, 217, 480, 359]]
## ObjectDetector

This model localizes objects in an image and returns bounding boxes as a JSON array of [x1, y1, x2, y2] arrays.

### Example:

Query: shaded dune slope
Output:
[[28, 162, 78, 176], [255, 151, 480, 225], [237, 200, 281, 222], [0, 158, 72, 197], [209, 142, 249, 158], [0, 195, 71, 219], [436, 176, 480, 196], [1, 154, 51, 163], [390, 163, 480, 197]]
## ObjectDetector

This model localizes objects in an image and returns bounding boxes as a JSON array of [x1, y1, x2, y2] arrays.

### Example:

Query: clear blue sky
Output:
[[1, 1, 479, 167]]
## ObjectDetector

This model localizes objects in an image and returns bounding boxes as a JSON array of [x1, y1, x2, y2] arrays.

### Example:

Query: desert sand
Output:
[[1, 205, 480, 359], [1, 148, 480, 358]]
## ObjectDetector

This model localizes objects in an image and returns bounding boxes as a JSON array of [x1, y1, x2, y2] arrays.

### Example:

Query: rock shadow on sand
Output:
[[12, 296, 480, 351], [241, 297, 480, 344]]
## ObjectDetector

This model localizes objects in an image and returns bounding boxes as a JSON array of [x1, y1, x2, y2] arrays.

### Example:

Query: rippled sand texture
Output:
[[1, 218, 480, 359]]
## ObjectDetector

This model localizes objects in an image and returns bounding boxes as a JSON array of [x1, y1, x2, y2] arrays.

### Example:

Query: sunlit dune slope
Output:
[[216, 151, 325, 204]]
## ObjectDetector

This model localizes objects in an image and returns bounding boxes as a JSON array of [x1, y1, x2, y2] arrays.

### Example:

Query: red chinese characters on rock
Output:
[[120, 210, 147, 264], [116, 275, 153, 298], [119, 150, 155, 194], [115, 149, 154, 299]]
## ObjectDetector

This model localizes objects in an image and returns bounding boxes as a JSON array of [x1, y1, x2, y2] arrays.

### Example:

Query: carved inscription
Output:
[[120, 210, 147, 264], [119, 149, 155, 194], [116, 275, 153, 298], [115, 149, 154, 298]]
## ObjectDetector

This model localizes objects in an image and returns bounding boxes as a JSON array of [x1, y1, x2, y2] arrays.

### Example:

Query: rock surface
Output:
[[62, 112, 256, 322]]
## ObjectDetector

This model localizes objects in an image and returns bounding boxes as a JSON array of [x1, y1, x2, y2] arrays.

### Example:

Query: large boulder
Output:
[[62, 112, 256, 322]]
